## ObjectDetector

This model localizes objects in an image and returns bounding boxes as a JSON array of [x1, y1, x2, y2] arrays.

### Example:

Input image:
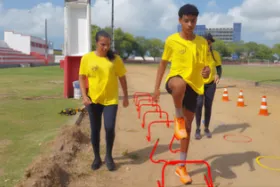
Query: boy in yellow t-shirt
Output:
[[79, 30, 129, 172], [152, 4, 210, 185], [195, 33, 222, 139]]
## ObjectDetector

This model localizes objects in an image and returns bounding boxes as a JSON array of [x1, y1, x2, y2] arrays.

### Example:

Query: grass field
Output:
[[220, 65, 280, 85], [0, 66, 81, 187], [0, 63, 279, 187]]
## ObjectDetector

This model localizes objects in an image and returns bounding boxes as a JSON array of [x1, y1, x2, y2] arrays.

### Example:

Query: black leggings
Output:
[[195, 82, 216, 129], [87, 103, 118, 159]]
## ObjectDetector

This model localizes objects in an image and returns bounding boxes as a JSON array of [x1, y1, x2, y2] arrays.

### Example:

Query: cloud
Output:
[[91, 0, 179, 35], [0, 2, 64, 38], [198, 12, 234, 27], [198, 0, 280, 41], [207, 0, 217, 7], [0, 0, 179, 40], [264, 31, 280, 41], [238, 0, 280, 20], [0, 0, 279, 46]]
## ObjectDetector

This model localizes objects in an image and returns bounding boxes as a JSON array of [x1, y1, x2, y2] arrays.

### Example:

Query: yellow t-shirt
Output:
[[79, 52, 127, 105], [162, 33, 208, 95], [203, 50, 222, 84]]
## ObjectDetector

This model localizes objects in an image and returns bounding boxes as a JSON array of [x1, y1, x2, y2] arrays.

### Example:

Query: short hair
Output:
[[178, 4, 199, 18]]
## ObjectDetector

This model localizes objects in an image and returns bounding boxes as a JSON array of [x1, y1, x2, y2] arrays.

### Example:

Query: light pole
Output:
[[28, 10, 48, 60], [45, 18, 48, 60], [111, 0, 115, 51]]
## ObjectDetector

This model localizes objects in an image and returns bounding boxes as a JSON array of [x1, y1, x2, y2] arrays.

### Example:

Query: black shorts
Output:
[[165, 75, 198, 113]]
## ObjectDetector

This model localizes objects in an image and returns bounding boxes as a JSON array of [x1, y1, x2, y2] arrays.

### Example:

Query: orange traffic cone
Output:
[[222, 88, 229, 102], [259, 96, 269, 116], [237, 90, 245, 107]]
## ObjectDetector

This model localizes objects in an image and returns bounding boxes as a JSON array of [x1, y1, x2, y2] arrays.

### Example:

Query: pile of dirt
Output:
[[16, 124, 90, 187]]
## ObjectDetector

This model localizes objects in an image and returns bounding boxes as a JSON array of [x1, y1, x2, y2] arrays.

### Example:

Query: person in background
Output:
[[79, 30, 129, 172], [152, 4, 210, 185], [195, 33, 222, 139]]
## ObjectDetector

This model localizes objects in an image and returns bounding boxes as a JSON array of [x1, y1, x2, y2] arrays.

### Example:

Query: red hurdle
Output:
[[150, 139, 214, 187], [133, 92, 152, 105], [146, 120, 174, 142], [136, 98, 154, 111], [141, 110, 170, 129], [169, 135, 180, 154], [138, 103, 161, 119]]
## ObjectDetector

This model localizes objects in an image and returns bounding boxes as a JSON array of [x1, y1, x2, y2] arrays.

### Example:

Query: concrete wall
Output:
[[31, 36, 47, 55], [4, 31, 31, 54], [54, 55, 65, 63]]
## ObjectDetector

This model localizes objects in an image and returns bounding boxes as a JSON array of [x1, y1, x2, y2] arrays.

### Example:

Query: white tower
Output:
[[64, 0, 91, 56], [63, 0, 92, 98]]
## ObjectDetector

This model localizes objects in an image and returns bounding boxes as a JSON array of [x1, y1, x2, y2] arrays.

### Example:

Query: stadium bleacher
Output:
[[0, 40, 45, 65]]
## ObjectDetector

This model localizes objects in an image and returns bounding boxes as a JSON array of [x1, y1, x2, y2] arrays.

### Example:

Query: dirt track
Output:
[[18, 65, 280, 187]]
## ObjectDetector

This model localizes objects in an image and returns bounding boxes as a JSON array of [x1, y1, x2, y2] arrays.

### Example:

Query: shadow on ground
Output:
[[211, 123, 251, 136], [189, 151, 261, 182], [113, 123, 251, 170], [255, 79, 280, 86], [114, 143, 180, 168], [216, 85, 237, 89]]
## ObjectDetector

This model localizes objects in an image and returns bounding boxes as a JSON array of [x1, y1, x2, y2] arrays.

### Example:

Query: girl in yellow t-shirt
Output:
[[79, 30, 129, 172], [195, 33, 222, 140]]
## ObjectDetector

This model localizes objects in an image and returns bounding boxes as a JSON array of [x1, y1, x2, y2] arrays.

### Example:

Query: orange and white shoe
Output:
[[174, 117, 187, 140], [175, 165, 192, 185]]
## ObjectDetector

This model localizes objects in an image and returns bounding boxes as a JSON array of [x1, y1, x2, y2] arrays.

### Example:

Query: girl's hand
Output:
[[83, 96, 92, 106], [123, 96, 129, 108], [214, 75, 220, 84]]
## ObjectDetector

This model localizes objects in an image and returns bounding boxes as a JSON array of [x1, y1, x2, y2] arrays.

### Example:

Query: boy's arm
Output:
[[154, 38, 172, 91], [154, 60, 169, 91], [153, 37, 171, 102]]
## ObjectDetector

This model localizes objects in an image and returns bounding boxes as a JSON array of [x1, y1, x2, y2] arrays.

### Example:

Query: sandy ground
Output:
[[18, 65, 280, 187]]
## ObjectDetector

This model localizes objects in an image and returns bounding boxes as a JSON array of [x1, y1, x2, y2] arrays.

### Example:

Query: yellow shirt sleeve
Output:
[[161, 37, 172, 61], [214, 50, 222, 66], [79, 54, 88, 76], [114, 55, 127, 77]]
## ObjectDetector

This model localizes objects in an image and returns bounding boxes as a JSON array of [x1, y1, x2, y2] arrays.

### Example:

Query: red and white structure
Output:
[[4, 31, 48, 56], [0, 31, 54, 65], [62, 0, 91, 98]]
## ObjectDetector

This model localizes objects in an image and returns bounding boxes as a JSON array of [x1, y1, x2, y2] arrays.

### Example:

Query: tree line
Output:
[[212, 40, 280, 62], [91, 24, 280, 62], [91, 25, 163, 61]]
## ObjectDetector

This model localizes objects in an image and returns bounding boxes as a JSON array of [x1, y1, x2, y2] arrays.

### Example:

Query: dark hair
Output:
[[203, 33, 217, 62], [210, 46, 217, 62], [178, 4, 199, 18], [95, 30, 116, 61]]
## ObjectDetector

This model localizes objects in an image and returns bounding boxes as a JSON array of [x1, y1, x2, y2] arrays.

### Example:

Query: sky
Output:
[[0, 0, 279, 49]]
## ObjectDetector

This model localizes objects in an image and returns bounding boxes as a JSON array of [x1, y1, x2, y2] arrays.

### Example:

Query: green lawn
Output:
[[222, 65, 280, 85], [0, 66, 81, 187]]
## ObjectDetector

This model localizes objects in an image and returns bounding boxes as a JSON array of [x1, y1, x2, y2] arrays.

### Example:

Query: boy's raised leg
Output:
[[168, 77, 188, 139], [175, 108, 195, 184]]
